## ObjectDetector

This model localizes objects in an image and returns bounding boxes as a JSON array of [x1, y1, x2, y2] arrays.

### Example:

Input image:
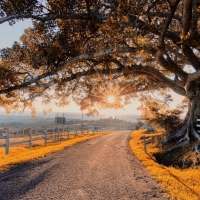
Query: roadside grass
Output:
[[130, 130, 200, 200], [0, 131, 111, 173]]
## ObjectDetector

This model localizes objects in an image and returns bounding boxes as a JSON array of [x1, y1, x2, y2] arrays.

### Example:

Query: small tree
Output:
[[138, 94, 187, 135], [135, 120, 144, 130]]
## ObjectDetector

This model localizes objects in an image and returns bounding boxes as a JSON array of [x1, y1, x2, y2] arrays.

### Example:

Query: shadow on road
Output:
[[0, 159, 59, 200]]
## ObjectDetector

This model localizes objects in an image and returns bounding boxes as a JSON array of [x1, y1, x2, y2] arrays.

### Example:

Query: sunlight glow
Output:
[[108, 96, 115, 103], [85, 65, 134, 111]]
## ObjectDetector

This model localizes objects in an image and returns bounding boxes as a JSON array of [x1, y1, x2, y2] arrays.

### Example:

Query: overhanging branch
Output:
[[182, 0, 193, 38], [0, 13, 108, 24]]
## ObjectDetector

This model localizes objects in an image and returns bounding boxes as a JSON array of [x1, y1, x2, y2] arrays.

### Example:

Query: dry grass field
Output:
[[0, 131, 111, 173], [130, 130, 200, 200]]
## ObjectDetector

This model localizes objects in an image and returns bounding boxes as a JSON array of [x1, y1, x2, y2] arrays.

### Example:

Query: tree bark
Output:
[[164, 89, 200, 151]]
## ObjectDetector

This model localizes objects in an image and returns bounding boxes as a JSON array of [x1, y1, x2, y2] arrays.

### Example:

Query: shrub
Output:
[[137, 94, 186, 135]]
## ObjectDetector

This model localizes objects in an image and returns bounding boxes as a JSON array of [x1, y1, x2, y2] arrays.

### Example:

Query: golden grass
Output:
[[0, 131, 111, 173], [130, 130, 200, 200]]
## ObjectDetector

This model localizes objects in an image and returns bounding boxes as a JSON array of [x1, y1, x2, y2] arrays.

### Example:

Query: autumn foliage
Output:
[[138, 94, 187, 134]]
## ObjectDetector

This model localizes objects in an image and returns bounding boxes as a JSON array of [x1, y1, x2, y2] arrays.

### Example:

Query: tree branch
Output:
[[0, 46, 145, 94], [0, 13, 108, 24], [156, 51, 187, 82], [159, 0, 180, 49], [128, 15, 180, 44], [190, 0, 199, 36], [20, 87, 48, 102], [85, 0, 91, 16], [145, 11, 182, 21], [59, 65, 186, 96], [182, 0, 193, 38], [0, 61, 187, 97], [186, 69, 200, 90], [182, 45, 200, 70]]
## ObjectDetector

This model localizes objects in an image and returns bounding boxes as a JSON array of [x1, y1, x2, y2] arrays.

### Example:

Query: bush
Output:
[[137, 94, 186, 135]]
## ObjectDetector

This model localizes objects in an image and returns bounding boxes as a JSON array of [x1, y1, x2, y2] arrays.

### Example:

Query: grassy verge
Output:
[[130, 130, 200, 200], [0, 131, 111, 173]]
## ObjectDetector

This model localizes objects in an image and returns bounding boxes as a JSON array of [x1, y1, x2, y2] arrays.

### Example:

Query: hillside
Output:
[[0, 115, 136, 130]]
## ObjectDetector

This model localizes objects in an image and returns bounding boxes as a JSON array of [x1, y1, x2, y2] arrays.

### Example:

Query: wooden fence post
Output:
[[58, 127, 60, 141], [5, 128, 9, 155], [44, 128, 47, 145], [54, 127, 57, 141], [143, 136, 147, 153], [29, 128, 32, 148], [74, 128, 76, 136], [60, 127, 62, 143], [68, 127, 70, 139]]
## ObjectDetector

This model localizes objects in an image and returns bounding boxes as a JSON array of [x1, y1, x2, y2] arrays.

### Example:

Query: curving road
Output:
[[0, 131, 168, 200]]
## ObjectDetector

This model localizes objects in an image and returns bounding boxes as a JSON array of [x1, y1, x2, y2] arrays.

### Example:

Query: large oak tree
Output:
[[1, 0, 200, 148]]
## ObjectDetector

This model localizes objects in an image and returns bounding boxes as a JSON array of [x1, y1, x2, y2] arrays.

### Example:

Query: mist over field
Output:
[[0, 110, 139, 130], [0, 111, 139, 121]]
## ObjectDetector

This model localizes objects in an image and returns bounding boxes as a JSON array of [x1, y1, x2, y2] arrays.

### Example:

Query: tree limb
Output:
[[159, 0, 180, 49], [0, 13, 108, 24], [182, 0, 193, 38], [156, 51, 187, 82], [182, 45, 200, 70], [0, 46, 147, 94], [186, 69, 200, 90], [145, 11, 182, 21]]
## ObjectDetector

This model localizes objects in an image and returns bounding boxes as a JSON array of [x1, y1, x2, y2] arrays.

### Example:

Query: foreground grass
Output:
[[130, 130, 200, 200], [0, 131, 111, 173]]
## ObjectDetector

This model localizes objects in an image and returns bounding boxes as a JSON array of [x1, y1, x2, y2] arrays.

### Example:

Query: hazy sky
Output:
[[0, 20, 184, 116]]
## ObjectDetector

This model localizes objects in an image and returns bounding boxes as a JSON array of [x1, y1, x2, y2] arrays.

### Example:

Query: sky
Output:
[[0, 19, 185, 117]]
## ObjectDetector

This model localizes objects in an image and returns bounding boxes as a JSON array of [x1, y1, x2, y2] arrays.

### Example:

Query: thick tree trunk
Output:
[[163, 95, 200, 152]]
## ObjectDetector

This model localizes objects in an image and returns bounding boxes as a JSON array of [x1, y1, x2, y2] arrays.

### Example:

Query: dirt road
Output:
[[0, 131, 168, 200]]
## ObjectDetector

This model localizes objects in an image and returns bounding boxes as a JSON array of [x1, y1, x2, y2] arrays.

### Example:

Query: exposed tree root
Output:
[[163, 98, 200, 153], [192, 142, 200, 166], [164, 125, 200, 153], [166, 130, 190, 153], [166, 139, 190, 153], [191, 118, 200, 140], [193, 142, 200, 154], [162, 123, 187, 144]]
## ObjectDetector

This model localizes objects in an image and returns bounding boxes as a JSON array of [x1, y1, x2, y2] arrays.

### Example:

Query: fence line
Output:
[[0, 125, 109, 155]]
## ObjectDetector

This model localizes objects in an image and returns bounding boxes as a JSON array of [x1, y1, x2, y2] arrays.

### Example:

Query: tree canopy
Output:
[[0, 0, 200, 122]]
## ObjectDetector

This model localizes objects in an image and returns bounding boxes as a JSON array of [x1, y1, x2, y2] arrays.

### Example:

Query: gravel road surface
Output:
[[0, 131, 168, 200]]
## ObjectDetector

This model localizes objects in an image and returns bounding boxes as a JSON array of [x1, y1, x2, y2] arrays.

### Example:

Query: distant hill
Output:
[[0, 115, 137, 130], [0, 111, 140, 121]]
